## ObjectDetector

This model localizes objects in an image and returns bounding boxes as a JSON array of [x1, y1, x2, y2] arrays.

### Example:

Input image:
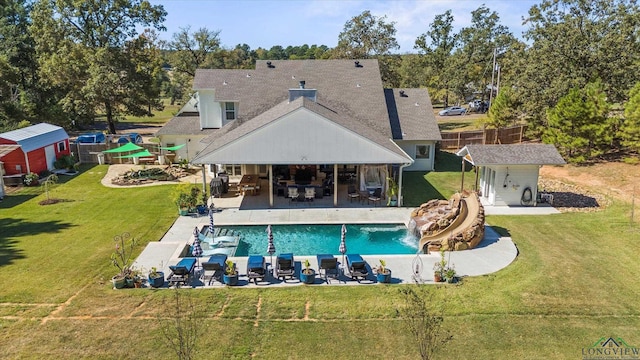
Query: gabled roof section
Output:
[[0, 123, 68, 152], [456, 144, 566, 166], [192, 96, 412, 165], [154, 113, 218, 136], [193, 59, 390, 136], [385, 88, 441, 141]]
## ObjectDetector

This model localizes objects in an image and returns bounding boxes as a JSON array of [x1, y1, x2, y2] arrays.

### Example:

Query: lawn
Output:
[[1, 158, 639, 359]]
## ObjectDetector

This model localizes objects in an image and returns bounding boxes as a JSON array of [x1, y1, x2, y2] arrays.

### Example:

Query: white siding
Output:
[[196, 108, 412, 165], [396, 140, 436, 171], [482, 165, 540, 206], [198, 90, 222, 129], [160, 135, 208, 161]]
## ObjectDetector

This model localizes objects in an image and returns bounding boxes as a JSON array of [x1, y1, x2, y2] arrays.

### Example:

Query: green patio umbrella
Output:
[[159, 144, 185, 151], [103, 142, 143, 153], [115, 149, 153, 159]]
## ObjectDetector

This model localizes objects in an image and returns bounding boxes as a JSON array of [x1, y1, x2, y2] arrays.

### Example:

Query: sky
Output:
[[150, 0, 540, 53]]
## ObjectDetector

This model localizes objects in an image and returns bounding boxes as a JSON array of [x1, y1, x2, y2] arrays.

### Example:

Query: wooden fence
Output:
[[74, 143, 160, 164], [440, 125, 528, 150]]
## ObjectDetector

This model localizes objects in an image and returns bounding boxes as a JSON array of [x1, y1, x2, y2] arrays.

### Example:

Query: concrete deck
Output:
[[132, 204, 524, 288]]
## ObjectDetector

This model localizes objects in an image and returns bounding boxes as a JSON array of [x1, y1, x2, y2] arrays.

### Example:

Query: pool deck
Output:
[[132, 206, 530, 288]]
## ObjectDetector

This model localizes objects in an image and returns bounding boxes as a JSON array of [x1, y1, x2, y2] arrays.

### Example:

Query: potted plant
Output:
[[110, 232, 137, 289], [433, 248, 447, 283], [223, 260, 238, 286], [373, 259, 392, 283], [386, 177, 399, 206], [444, 266, 457, 284], [172, 184, 200, 216], [300, 259, 316, 284], [148, 266, 165, 288], [23, 172, 39, 186]]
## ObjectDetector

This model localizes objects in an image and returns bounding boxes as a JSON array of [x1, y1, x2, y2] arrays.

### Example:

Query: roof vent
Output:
[[399, 90, 408, 97], [354, 61, 363, 68], [266, 61, 275, 68], [299, 80, 305, 89]]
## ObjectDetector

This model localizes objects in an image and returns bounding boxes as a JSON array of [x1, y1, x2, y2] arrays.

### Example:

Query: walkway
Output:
[[132, 206, 521, 287]]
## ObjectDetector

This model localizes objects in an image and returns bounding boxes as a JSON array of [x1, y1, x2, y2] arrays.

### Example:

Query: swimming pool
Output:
[[201, 224, 418, 256]]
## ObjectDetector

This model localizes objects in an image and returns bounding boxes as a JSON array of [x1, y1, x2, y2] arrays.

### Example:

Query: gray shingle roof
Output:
[[457, 144, 566, 166], [385, 88, 441, 141], [154, 113, 219, 136], [193, 59, 391, 136]]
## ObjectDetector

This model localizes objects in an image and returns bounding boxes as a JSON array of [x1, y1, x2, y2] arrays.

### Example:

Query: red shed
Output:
[[0, 123, 70, 176]]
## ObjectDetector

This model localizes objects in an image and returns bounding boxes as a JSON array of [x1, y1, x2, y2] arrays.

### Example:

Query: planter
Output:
[[446, 276, 458, 284], [300, 269, 316, 284], [388, 200, 397, 207], [112, 275, 126, 289], [434, 273, 443, 283], [223, 273, 238, 286], [376, 269, 392, 283], [148, 272, 165, 288], [178, 208, 189, 216], [124, 277, 135, 288]]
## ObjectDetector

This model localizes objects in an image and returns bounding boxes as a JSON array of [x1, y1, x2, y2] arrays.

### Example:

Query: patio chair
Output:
[[276, 253, 296, 281], [346, 254, 369, 281], [201, 254, 227, 285], [368, 188, 382, 206], [347, 185, 360, 202], [304, 187, 315, 202], [247, 254, 266, 284], [288, 186, 299, 205], [167, 258, 197, 287], [316, 254, 339, 283]]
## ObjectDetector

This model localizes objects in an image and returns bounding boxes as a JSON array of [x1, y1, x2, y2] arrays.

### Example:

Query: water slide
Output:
[[418, 192, 483, 253]]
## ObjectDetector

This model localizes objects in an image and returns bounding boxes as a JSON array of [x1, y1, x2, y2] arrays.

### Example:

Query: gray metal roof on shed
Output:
[[456, 144, 566, 166], [0, 123, 68, 152]]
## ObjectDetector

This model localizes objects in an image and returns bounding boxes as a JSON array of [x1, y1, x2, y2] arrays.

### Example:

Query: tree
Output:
[[333, 10, 400, 87], [486, 87, 518, 143], [415, 10, 457, 107], [166, 26, 222, 77], [543, 80, 612, 163], [396, 287, 451, 360], [30, 0, 166, 134], [333, 10, 399, 59], [159, 289, 201, 360], [449, 5, 515, 104], [621, 82, 640, 153], [520, 0, 640, 130]]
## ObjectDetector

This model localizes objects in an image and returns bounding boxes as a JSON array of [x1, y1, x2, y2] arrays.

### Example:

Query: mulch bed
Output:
[[538, 178, 611, 212]]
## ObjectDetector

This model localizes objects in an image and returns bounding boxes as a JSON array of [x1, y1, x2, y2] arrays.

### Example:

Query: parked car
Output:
[[438, 106, 467, 116], [76, 132, 106, 143]]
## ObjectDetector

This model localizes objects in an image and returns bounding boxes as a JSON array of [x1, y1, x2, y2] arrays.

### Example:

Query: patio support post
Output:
[[460, 156, 465, 192], [474, 166, 480, 192], [268, 164, 273, 208], [333, 163, 338, 206], [201, 165, 207, 197], [398, 163, 411, 207]]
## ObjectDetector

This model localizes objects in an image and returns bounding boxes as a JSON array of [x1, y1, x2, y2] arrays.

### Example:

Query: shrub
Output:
[[23, 172, 39, 186]]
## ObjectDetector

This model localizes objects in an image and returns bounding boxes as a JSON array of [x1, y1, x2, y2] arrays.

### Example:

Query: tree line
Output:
[[1, 0, 639, 162]]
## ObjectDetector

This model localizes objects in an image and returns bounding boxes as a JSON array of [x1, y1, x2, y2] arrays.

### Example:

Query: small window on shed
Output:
[[57, 141, 66, 152]]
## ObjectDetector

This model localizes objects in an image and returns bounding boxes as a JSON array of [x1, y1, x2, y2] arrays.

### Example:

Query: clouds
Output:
[[153, 0, 536, 52]]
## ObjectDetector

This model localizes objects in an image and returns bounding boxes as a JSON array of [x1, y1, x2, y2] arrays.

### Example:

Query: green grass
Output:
[[1, 157, 640, 359]]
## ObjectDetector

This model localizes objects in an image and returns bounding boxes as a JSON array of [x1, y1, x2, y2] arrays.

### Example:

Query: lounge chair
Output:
[[288, 186, 299, 205], [346, 254, 369, 281], [316, 254, 339, 282], [201, 254, 227, 285], [276, 253, 295, 281], [247, 255, 266, 284], [167, 258, 197, 287]]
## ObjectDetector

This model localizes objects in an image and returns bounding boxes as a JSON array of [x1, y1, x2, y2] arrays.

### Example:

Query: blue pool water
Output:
[[205, 224, 418, 256]]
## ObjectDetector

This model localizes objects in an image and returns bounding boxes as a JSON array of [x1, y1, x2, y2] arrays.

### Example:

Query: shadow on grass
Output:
[[439, 122, 474, 131], [0, 218, 75, 266], [402, 172, 445, 207], [0, 194, 39, 209], [434, 150, 471, 172]]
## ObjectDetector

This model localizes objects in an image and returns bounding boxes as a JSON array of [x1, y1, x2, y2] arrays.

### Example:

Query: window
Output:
[[57, 141, 66, 152], [416, 145, 430, 159], [225, 102, 236, 121], [223, 164, 242, 176]]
